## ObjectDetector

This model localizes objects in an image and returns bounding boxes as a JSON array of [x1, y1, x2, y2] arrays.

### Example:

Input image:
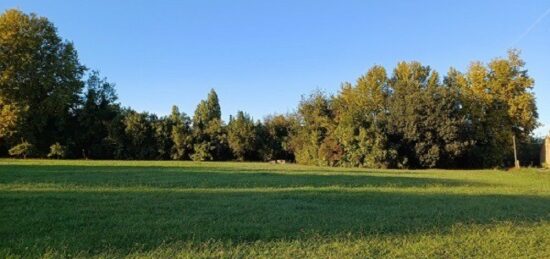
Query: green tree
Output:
[[76, 71, 119, 159], [0, 9, 86, 154], [102, 108, 129, 159], [193, 89, 221, 130], [123, 111, 157, 159], [290, 90, 336, 166], [192, 89, 228, 161], [387, 62, 470, 168], [259, 114, 296, 161], [227, 111, 256, 160], [386, 62, 430, 167], [170, 105, 192, 160], [153, 116, 173, 160], [332, 66, 396, 168], [458, 50, 538, 167]]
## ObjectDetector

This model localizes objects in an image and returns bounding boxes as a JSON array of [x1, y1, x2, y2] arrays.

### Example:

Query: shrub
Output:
[[47, 142, 66, 159], [8, 141, 34, 159]]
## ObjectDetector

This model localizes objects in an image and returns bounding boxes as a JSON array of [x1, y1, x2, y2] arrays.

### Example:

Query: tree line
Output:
[[0, 9, 542, 168]]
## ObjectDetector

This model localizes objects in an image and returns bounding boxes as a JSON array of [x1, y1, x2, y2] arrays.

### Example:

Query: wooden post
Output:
[[513, 135, 520, 169]]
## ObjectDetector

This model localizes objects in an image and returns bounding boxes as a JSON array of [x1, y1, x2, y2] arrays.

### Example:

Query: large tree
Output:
[[290, 90, 336, 166], [170, 105, 192, 160], [227, 111, 256, 160], [332, 66, 396, 168], [75, 71, 119, 159], [387, 62, 471, 168], [191, 89, 228, 161], [458, 50, 538, 167], [122, 111, 157, 160], [0, 9, 86, 155], [259, 114, 296, 161]]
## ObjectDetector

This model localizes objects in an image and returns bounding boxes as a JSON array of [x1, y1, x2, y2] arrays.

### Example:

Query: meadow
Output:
[[1, 159, 549, 258]]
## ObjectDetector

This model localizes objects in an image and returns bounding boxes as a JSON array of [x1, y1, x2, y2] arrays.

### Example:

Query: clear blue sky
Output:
[[2, 0, 550, 136]]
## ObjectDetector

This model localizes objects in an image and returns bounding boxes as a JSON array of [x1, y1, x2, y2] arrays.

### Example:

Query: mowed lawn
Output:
[[0, 160, 549, 258]]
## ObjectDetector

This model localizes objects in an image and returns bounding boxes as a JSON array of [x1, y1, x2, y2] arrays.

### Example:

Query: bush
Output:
[[47, 142, 66, 159], [8, 141, 34, 159]]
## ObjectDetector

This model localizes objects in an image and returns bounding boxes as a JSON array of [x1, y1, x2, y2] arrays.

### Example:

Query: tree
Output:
[[47, 142, 66, 159], [227, 111, 256, 160], [170, 105, 192, 160], [259, 114, 296, 161], [417, 70, 470, 167], [457, 50, 538, 167], [386, 62, 471, 168], [0, 9, 86, 155], [153, 116, 173, 160], [75, 71, 119, 159], [8, 141, 34, 159], [0, 12, 539, 171], [123, 111, 157, 159], [193, 89, 221, 130], [192, 89, 228, 161], [290, 90, 336, 166], [332, 66, 396, 168]]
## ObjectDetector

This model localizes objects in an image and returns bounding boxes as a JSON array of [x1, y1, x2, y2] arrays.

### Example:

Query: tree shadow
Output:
[[0, 164, 494, 188], [1, 188, 549, 256], [1, 164, 547, 256]]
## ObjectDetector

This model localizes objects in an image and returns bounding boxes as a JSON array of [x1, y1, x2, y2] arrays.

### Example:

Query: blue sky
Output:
[[2, 1, 550, 136]]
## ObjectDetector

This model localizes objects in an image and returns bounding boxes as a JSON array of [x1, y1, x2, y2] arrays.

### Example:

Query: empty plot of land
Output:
[[0, 160, 549, 258]]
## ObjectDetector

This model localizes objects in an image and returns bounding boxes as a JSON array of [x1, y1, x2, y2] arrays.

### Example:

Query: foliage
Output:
[[75, 71, 119, 159], [332, 66, 395, 168], [192, 89, 228, 161], [0, 9, 85, 154], [387, 63, 472, 168], [291, 90, 335, 166], [170, 105, 192, 160], [227, 111, 256, 160], [457, 50, 539, 167], [8, 141, 34, 158], [123, 111, 158, 159], [259, 114, 296, 161], [190, 142, 213, 161], [0, 96, 23, 139], [47, 142, 66, 159]]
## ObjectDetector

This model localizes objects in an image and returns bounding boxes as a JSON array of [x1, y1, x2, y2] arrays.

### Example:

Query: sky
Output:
[[1, 0, 550, 136]]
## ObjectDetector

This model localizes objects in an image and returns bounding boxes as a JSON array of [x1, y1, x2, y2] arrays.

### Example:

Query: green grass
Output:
[[1, 159, 549, 258]]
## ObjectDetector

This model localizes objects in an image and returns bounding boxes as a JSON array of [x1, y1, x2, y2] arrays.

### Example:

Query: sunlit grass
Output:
[[1, 159, 549, 258]]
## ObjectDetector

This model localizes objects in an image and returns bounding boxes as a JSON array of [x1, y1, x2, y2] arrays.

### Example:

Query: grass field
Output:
[[1, 159, 549, 258]]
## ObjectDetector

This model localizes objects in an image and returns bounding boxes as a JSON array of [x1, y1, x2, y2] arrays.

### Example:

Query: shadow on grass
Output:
[[1, 164, 547, 256], [1, 188, 549, 256], [0, 165, 493, 188]]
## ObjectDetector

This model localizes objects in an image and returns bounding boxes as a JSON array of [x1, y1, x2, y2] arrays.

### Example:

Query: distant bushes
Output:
[[0, 9, 541, 168]]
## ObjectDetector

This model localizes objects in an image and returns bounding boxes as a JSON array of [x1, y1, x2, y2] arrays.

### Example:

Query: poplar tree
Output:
[[192, 89, 228, 160]]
